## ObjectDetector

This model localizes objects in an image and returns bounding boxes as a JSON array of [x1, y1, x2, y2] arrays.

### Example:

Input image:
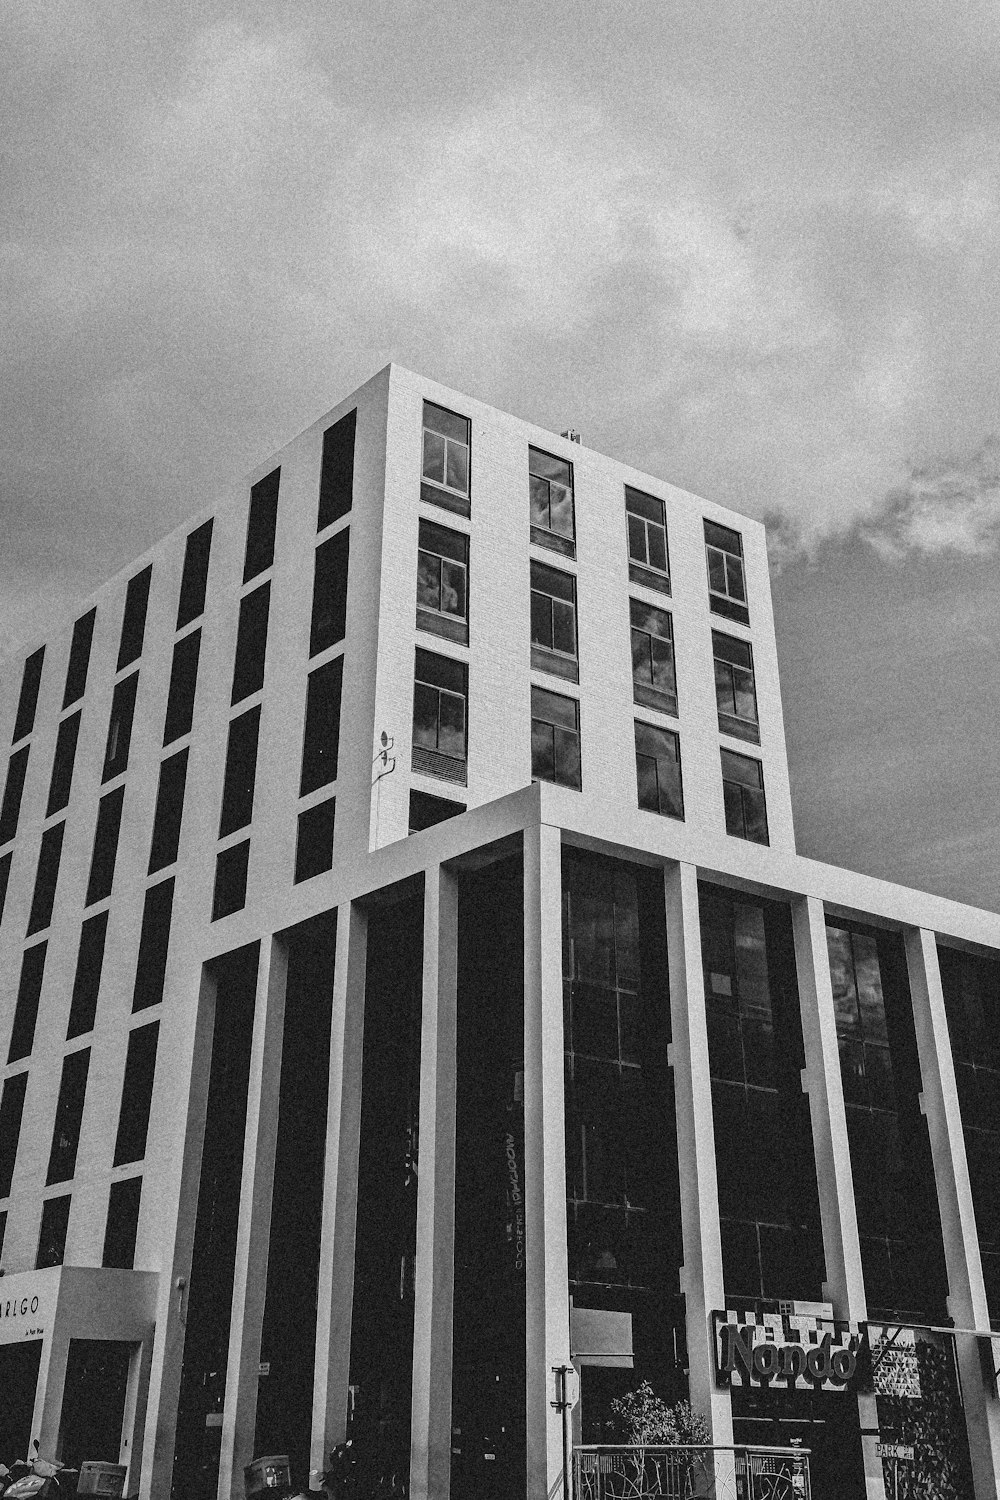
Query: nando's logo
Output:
[[713, 1310, 859, 1392]]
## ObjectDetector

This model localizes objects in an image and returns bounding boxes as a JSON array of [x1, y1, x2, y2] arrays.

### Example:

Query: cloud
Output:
[[860, 437, 1000, 560]]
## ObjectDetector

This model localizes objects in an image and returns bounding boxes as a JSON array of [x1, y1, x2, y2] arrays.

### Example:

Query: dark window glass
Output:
[[113, 1022, 159, 1165], [412, 649, 467, 783], [421, 402, 470, 516], [0, 1210, 5, 1261], [635, 721, 684, 819], [67, 912, 109, 1038], [0, 1071, 28, 1196], [46, 1047, 90, 1185], [132, 879, 174, 1012], [630, 600, 676, 716], [47, 712, 82, 816], [721, 748, 768, 844], [531, 687, 581, 789], [0, 851, 10, 929], [36, 1194, 71, 1268], [13, 648, 45, 744], [102, 671, 139, 782], [318, 410, 357, 530], [408, 790, 465, 834], [163, 630, 201, 745], [177, 519, 214, 629], [0, 746, 30, 845], [530, 561, 578, 681], [63, 609, 96, 709], [117, 566, 152, 671], [713, 631, 759, 743], [103, 1176, 142, 1269], [7, 943, 47, 1063], [300, 657, 343, 796], [529, 446, 575, 553], [295, 798, 336, 883], [212, 840, 250, 921], [148, 750, 188, 873], [417, 520, 469, 644], [244, 469, 280, 583], [86, 786, 125, 906], [626, 488, 670, 591], [704, 520, 748, 624], [231, 584, 270, 705], [310, 529, 350, 656], [27, 821, 65, 936], [220, 707, 261, 837]]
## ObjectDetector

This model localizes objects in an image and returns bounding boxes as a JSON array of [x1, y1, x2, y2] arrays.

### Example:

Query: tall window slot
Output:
[[212, 841, 250, 921], [421, 402, 470, 517], [0, 746, 30, 845], [47, 712, 82, 816], [67, 912, 109, 1039], [300, 657, 343, 796], [132, 879, 174, 1012], [625, 487, 670, 592], [113, 1022, 160, 1166], [635, 722, 684, 819], [529, 446, 575, 555], [102, 672, 139, 782], [103, 1176, 142, 1270], [163, 630, 201, 745], [231, 584, 270, 705], [720, 749, 768, 844], [530, 687, 581, 790], [318, 409, 357, 530], [244, 470, 280, 583], [27, 822, 66, 936], [176, 519, 214, 630], [46, 1047, 90, 1185], [117, 566, 153, 671], [416, 520, 469, 644], [148, 750, 189, 874], [7, 942, 47, 1063], [310, 529, 350, 656], [13, 647, 45, 744], [0, 1071, 28, 1196], [86, 786, 126, 906], [412, 649, 468, 784], [530, 561, 578, 681], [219, 708, 261, 837], [704, 521, 749, 625], [713, 632, 759, 744], [63, 609, 96, 709], [630, 601, 676, 716], [36, 1194, 71, 1268]]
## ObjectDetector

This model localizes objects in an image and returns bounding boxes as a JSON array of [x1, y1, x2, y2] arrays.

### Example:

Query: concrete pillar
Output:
[[905, 928, 1000, 1499], [30, 1323, 70, 1459], [409, 864, 459, 1500], [523, 821, 571, 1500], [663, 861, 732, 1445]]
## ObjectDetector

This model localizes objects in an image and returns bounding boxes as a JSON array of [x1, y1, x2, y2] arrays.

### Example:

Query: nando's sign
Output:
[[713, 1310, 860, 1393]]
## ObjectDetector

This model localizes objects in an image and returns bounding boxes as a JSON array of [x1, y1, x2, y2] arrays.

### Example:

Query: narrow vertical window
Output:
[[47, 711, 82, 816], [295, 798, 336, 883], [63, 609, 96, 709], [530, 561, 578, 681], [113, 1022, 159, 1165], [721, 748, 768, 844], [310, 528, 351, 656], [318, 409, 357, 530], [219, 707, 261, 837], [46, 1047, 90, 1185], [132, 879, 174, 1012], [705, 521, 749, 625], [530, 687, 581, 789], [7, 942, 47, 1063], [244, 469, 280, 583], [416, 520, 469, 644], [163, 630, 201, 745], [0, 746, 30, 845], [36, 1194, 71, 1268], [713, 631, 760, 743], [103, 1176, 142, 1269], [117, 565, 153, 670], [635, 721, 684, 819], [13, 647, 45, 744], [27, 821, 65, 936], [529, 447, 575, 555], [0, 1071, 28, 1196], [176, 518, 214, 629], [212, 840, 250, 920], [630, 601, 676, 715], [86, 785, 125, 905], [148, 749, 188, 873], [412, 649, 468, 784], [0, 851, 11, 929], [231, 583, 270, 705], [626, 487, 670, 592], [421, 402, 470, 517], [300, 657, 343, 795], [67, 912, 109, 1038], [102, 671, 139, 782]]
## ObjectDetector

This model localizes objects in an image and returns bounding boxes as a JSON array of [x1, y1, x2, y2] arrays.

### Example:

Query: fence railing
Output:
[[573, 1444, 810, 1500]]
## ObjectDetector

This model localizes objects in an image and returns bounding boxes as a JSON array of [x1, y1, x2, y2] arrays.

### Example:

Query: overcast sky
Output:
[[5, 0, 1000, 908]]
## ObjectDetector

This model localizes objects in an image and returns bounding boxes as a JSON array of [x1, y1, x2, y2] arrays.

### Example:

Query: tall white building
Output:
[[1, 364, 999, 1500]]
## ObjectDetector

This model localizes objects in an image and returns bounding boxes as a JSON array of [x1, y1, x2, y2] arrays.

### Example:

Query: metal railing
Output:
[[573, 1445, 810, 1500]]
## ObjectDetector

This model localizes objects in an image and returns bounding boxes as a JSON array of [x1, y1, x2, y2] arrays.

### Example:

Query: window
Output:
[[310, 528, 350, 656], [318, 409, 357, 530], [13, 647, 44, 743], [47, 711, 81, 816], [0, 746, 30, 845], [300, 657, 343, 796], [529, 447, 575, 555], [113, 1022, 159, 1165], [67, 912, 108, 1039], [0, 852, 10, 929], [132, 879, 174, 1011], [117, 566, 152, 671], [63, 609, 96, 709], [412, 649, 468, 784], [244, 468, 280, 583], [231, 583, 270, 705], [7, 943, 47, 1063], [635, 721, 684, 819], [713, 631, 759, 743], [27, 822, 65, 936], [0, 1071, 28, 1196], [705, 521, 749, 625], [626, 488, 669, 592], [416, 519, 469, 644], [102, 671, 139, 782], [148, 750, 188, 873], [86, 785, 125, 905], [163, 630, 201, 745], [530, 561, 578, 681], [46, 1047, 90, 1185], [530, 687, 581, 789], [103, 1176, 142, 1269], [630, 601, 676, 715], [294, 798, 336, 883], [212, 840, 250, 921], [219, 707, 261, 837], [422, 401, 470, 516], [721, 748, 768, 844], [36, 1194, 71, 1268], [177, 519, 214, 629], [408, 790, 465, 834]]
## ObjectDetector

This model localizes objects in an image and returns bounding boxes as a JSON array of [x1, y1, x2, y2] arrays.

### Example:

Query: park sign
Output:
[[713, 1309, 861, 1393]]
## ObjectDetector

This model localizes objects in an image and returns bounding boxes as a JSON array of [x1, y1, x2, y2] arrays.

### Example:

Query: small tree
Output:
[[608, 1382, 710, 1446]]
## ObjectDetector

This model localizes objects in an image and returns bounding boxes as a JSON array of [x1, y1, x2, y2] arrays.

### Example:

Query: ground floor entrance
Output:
[[732, 1387, 866, 1500]]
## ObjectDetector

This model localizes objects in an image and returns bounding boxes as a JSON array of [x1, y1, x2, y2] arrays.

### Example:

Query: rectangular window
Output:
[[113, 1022, 159, 1165], [630, 600, 677, 716], [8, 943, 47, 1063], [231, 583, 270, 705], [212, 840, 250, 921], [626, 487, 670, 592], [63, 609, 96, 709], [176, 518, 214, 629], [27, 821, 65, 936], [705, 520, 749, 625], [294, 798, 336, 883], [408, 789, 465, 834], [13, 647, 45, 744], [46, 1047, 90, 1185], [530, 686, 582, 789], [635, 721, 684, 819], [219, 707, 261, 837], [318, 409, 357, 530], [300, 657, 343, 796], [102, 671, 139, 782], [412, 649, 468, 784], [148, 749, 188, 873], [721, 748, 768, 843], [529, 446, 575, 555], [713, 631, 759, 743], [244, 469, 280, 583], [117, 565, 152, 671], [417, 520, 469, 644], [163, 629, 201, 745], [422, 401, 470, 516], [530, 561, 578, 681], [86, 785, 125, 906], [0, 746, 30, 845], [132, 879, 174, 1012], [67, 912, 108, 1038], [36, 1193, 71, 1268], [0, 1071, 28, 1196], [102, 1176, 142, 1269], [0, 851, 10, 929], [310, 528, 350, 656], [46, 712, 82, 816]]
